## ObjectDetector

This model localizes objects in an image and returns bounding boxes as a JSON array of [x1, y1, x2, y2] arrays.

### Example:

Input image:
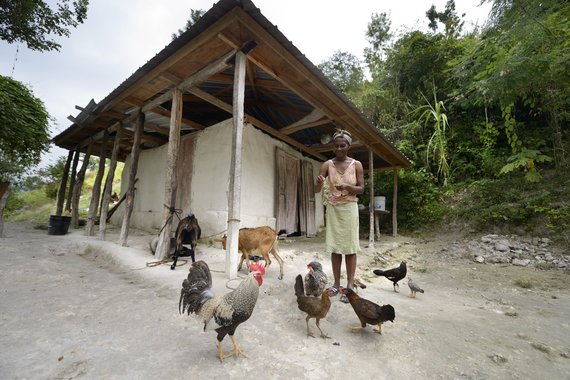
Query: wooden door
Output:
[[276, 148, 299, 234], [276, 149, 316, 236], [301, 160, 316, 237]]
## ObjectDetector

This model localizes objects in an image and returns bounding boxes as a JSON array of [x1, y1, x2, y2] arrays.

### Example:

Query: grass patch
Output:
[[514, 279, 534, 289], [535, 262, 557, 270], [415, 267, 428, 273], [504, 311, 518, 317], [530, 342, 551, 354]]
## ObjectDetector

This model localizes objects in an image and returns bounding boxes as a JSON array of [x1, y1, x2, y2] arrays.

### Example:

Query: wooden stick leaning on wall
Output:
[[85, 131, 108, 236], [120, 112, 144, 246], [99, 124, 123, 240]]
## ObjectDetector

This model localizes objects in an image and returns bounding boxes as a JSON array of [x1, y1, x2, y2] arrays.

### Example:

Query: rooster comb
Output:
[[248, 261, 266, 275]]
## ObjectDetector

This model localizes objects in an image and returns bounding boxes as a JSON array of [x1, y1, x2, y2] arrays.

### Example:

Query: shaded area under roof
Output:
[[53, 0, 410, 171]]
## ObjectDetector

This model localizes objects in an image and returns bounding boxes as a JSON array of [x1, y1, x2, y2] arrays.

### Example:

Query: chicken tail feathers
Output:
[[373, 269, 386, 277], [294, 274, 305, 297], [179, 260, 213, 315]]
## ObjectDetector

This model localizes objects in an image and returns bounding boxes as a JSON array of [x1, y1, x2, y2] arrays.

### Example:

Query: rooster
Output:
[[340, 288, 395, 335], [179, 260, 265, 362], [304, 261, 327, 297], [295, 274, 332, 338], [373, 260, 407, 292]]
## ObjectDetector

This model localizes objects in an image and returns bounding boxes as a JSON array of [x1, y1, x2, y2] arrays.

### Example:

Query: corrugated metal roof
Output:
[[53, 0, 410, 170]]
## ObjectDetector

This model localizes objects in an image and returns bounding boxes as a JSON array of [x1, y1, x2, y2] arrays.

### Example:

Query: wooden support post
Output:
[[226, 51, 246, 279], [86, 132, 108, 236], [368, 150, 375, 248], [99, 124, 123, 240], [55, 150, 73, 216], [120, 112, 144, 246], [70, 144, 93, 229], [65, 150, 80, 213], [392, 169, 398, 237], [155, 88, 183, 260]]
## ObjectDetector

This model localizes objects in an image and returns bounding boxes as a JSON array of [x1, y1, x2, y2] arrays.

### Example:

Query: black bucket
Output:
[[48, 215, 72, 235]]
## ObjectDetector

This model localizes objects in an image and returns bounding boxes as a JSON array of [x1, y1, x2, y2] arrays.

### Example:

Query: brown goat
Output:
[[221, 226, 284, 280]]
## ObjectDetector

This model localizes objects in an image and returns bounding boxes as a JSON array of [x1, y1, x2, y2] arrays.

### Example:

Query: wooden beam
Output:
[[55, 150, 74, 216], [141, 90, 174, 113], [155, 88, 183, 261], [392, 169, 398, 237], [280, 118, 330, 135], [139, 49, 236, 114], [226, 51, 247, 280], [121, 128, 167, 145], [120, 112, 145, 246], [124, 96, 205, 130], [368, 150, 375, 248], [99, 123, 123, 240], [189, 87, 327, 161], [86, 131, 108, 236]]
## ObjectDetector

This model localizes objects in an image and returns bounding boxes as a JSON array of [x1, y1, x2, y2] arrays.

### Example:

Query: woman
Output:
[[314, 129, 364, 303]]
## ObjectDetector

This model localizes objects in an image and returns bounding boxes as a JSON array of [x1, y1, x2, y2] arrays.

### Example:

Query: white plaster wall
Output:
[[112, 118, 325, 235], [110, 144, 168, 232]]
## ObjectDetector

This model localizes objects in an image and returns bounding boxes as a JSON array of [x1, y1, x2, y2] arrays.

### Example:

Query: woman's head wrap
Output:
[[332, 129, 352, 145]]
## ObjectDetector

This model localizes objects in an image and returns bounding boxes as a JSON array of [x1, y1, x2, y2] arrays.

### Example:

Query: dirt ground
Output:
[[1, 221, 569, 380]]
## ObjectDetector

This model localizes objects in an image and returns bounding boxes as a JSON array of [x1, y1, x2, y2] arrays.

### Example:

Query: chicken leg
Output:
[[315, 318, 330, 339], [374, 323, 383, 334], [217, 341, 232, 363], [305, 317, 315, 338], [229, 335, 247, 358]]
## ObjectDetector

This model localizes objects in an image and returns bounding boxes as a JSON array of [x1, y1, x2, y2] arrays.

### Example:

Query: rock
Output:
[[512, 259, 531, 267], [489, 353, 508, 364], [475, 255, 485, 263], [494, 242, 510, 252]]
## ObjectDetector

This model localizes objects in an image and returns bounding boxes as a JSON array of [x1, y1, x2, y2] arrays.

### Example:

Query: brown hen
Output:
[[340, 288, 395, 335], [295, 274, 332, 338]]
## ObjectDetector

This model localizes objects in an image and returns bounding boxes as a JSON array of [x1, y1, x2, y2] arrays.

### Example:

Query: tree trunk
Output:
[[0, 181, 10, 238]]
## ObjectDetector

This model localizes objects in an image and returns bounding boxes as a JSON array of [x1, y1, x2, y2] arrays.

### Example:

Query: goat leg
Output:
[[170, 249, 179, 270]]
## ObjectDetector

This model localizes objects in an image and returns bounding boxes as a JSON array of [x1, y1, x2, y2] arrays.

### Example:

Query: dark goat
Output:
[[171, 214, 201, 270]]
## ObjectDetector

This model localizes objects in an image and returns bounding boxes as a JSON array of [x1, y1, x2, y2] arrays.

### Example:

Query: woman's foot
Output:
[[327, 286, 340, 297]]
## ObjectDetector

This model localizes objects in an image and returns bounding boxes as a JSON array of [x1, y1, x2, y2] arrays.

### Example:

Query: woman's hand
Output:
[[334, 183, 348, 191], [316, 175, 326, 185]]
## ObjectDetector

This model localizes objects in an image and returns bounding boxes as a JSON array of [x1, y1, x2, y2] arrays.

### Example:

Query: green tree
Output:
[[318, 50, 364, 97], [0, 75, 52, 236], [0, 0, 89, 52], [364, 12, 392, 77], [453, 0, 569, 179], [171, 9, 205, 40], [426, 0, 465, 38]]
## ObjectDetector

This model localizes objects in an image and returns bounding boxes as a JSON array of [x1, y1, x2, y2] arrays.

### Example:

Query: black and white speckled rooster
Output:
[[179, 260, 265, 362]]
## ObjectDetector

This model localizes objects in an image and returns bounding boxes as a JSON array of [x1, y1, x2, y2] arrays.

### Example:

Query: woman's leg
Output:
[[345, 253, 356, 289], [331, 252, 342, 288]]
